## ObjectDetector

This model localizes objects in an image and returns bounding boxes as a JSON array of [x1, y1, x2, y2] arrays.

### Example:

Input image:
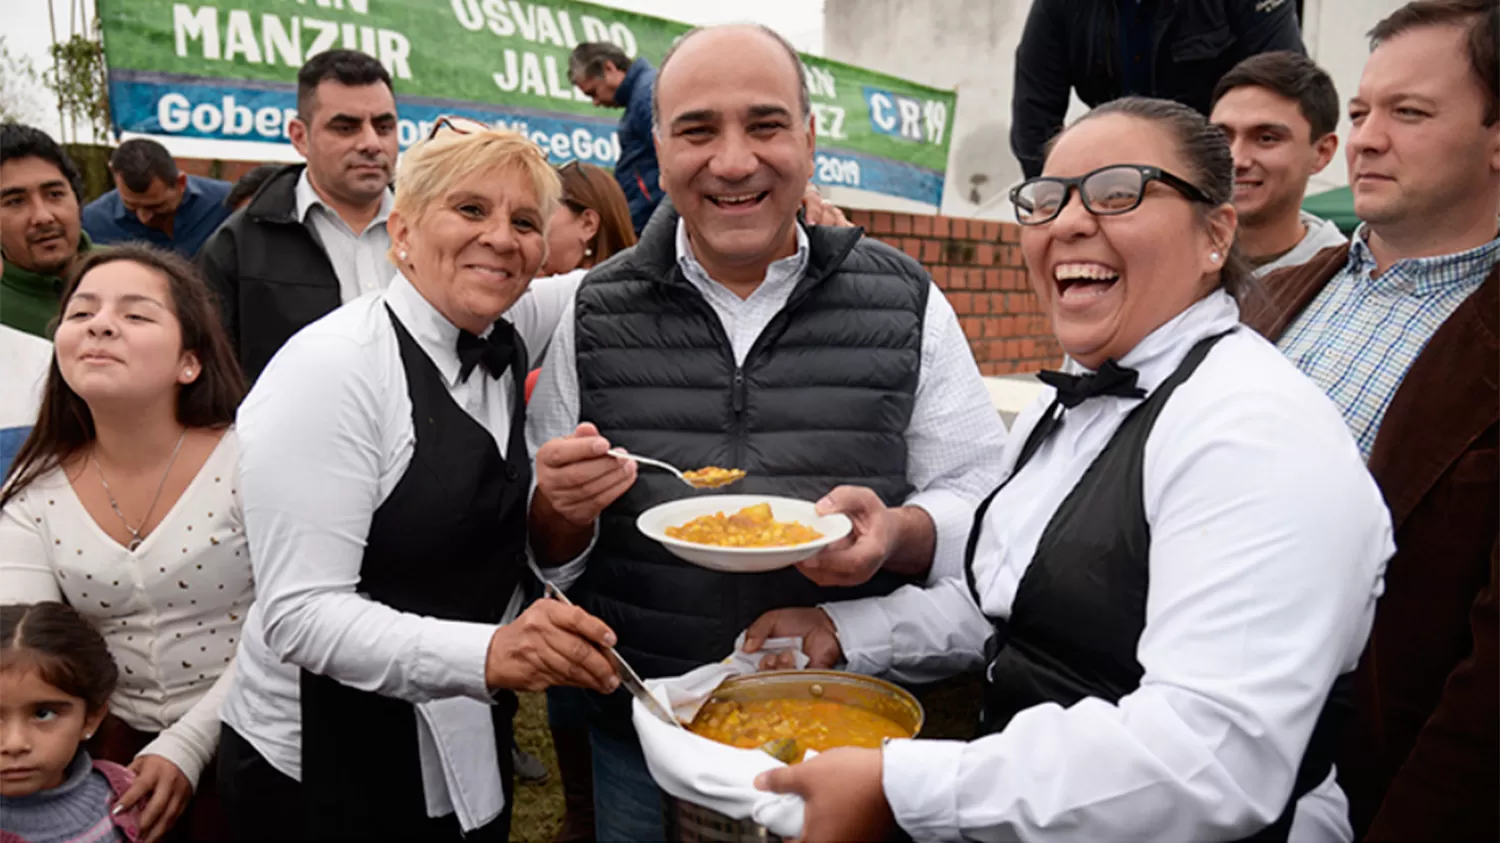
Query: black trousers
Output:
[[218, 725, 514, 841], [218, 726, 307, 842]]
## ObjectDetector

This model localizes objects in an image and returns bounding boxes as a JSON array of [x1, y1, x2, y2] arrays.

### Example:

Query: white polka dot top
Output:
[[0, 428, 252, 787]]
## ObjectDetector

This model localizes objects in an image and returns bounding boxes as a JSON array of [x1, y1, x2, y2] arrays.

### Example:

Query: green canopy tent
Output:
[[1302, 186, 1359, 235]]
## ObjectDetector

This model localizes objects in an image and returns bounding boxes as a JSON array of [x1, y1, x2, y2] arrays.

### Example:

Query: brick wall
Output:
[[176, 157, 268, 185], [844, 209, 1061, 376]]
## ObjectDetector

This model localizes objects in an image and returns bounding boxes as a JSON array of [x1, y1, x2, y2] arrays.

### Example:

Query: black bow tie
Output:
[[456, 322, 517, 383], [1036, 359, 1146, 409]]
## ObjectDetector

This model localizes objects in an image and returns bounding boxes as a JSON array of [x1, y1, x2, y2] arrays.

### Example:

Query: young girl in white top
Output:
[[0, 244, 250, 843]]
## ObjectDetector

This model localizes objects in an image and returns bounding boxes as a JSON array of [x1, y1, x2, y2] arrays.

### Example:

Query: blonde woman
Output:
[[218, 123, 621, 840]]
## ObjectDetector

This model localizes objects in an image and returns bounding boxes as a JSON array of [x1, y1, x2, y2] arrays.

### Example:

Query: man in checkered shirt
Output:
[[1242, 1, 1499, 838]]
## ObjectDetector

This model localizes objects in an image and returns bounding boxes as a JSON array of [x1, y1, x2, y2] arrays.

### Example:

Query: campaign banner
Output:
[[97, 0, 957, 206]]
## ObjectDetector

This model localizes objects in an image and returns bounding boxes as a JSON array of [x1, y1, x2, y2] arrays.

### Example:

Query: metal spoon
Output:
[[759, 737, 802, 764], [542, 580, 685, 730], [609, 448, 744, 489], [608, 448, 696, 488]]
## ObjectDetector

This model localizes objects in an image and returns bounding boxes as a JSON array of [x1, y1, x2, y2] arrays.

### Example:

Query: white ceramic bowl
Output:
[[636, 495, 853, 573]]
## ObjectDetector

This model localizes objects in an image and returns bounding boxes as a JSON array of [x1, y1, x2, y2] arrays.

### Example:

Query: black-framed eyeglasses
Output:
[[1009, 164, 1215, 225], [427, 114, 493, 140]]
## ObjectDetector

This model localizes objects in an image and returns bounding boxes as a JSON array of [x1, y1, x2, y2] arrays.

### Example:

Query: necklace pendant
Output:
[[127, 536, 143, 551]]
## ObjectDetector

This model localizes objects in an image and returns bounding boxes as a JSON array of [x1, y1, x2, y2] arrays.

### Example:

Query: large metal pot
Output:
[[662, 670, 925, 843]]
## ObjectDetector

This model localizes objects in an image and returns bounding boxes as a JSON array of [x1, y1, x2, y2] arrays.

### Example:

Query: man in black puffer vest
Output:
[[527, 22, 1009, 842]]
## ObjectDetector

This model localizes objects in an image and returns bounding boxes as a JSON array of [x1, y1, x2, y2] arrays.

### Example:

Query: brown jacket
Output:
[[1243, 244, 1499, 842]]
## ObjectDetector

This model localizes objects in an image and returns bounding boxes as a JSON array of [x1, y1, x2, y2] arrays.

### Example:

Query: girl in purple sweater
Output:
[[0, 602, 140, 843]]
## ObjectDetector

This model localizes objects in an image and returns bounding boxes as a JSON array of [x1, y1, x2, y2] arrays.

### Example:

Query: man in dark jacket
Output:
[[198, 49, 398, 382], [1011, 0, 1305, 178], [530, 23, 1007, 843], [568, 42, 665, 234], [1242, 1, 1499, 837]]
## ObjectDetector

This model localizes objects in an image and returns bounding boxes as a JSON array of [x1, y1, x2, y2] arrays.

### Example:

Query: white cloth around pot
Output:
[[633, 634, 813, 840]]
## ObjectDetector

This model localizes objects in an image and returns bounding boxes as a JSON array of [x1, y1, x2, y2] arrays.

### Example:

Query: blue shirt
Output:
[[612, 58, 664, 234], [1278, 227, 1500, 458], [82, 174, 234, 258]]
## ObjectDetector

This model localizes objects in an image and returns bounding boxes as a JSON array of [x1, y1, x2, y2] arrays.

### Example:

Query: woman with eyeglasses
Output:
[[743, 97, 1394, 842], [216, 125, 622, 841]]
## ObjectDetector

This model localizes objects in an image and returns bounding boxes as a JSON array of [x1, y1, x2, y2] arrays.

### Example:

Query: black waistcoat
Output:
[[299, 308, 530, 840], [573, 208, 930, 683], [965, 332, 1351, 842]]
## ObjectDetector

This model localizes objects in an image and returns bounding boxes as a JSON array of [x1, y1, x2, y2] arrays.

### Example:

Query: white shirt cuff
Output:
[[883, 738, 967, 842], [414, 619, 498, 703], [535, 520, 598, 593], [903, 489, 975, 585], [136, 732, 210, 791], [819, 597, 895, 676]]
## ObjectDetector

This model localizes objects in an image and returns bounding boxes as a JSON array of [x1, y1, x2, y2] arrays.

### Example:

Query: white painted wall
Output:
[[823, 0, 1412, 219], [1300, 0, 1409, 197]]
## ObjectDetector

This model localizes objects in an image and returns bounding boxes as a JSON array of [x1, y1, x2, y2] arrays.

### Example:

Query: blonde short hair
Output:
[[389, 128, 561, 261]]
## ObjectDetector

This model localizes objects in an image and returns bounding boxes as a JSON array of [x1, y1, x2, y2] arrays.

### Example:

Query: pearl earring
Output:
[[584, 246, 593, 258], [399, 249, 409, 261], [1210, 251, 1221, 262]]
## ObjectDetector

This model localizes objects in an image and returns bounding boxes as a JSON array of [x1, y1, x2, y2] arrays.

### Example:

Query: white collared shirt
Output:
[[294, 170, 395, 303], [527, 220, 1009, 584], [222, 268, 581, 806], [822, 291, 1394, 842]]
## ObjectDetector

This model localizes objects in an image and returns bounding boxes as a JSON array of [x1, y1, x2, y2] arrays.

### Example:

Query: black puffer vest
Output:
[[573, 206, 930, 681]]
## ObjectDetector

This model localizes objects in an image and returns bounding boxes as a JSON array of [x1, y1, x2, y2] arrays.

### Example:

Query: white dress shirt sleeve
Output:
[[880, 376, 1392, 842], [524, 298, 596, 591], [238, 331, 495, 705], [903, 286, 1008, 584], [509, 269, 585, 362], [526, 298, 582, 456], [0, 496, 63, 602], [820, 576, 992, 685]]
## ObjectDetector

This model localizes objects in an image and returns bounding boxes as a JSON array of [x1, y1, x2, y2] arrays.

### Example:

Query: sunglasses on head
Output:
[[427, 114, 494, 140], [557, 159, 596, 209]]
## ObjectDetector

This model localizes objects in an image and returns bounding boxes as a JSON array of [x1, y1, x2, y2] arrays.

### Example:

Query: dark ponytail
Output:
[[0, 602, 119, 713]]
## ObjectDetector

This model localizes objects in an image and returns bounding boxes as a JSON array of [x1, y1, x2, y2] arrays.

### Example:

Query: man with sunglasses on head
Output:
[[199, 49, 400, 383]]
